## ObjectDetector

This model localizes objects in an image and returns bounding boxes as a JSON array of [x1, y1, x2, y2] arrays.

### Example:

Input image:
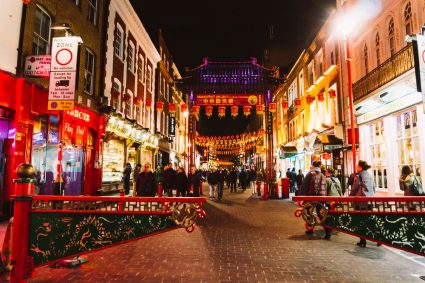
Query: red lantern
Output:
[[328, 89, 336, 99], [281, 100, 289, 110], [317, 93, 325, 102], [322, 152, 331, 160], [22, 0, 31, 3], [168, 103, 176, 113], [205, 105, 213, 117], [269, 102, 277, 113], [243, 105, 251, 116], [156, 101, 164, 111], [306, 95, 314, 104], [256, 104, 264, 115], [112, 90, 120, 98], [294, 98, 301, 106], [122, 93, 131, 102], [192, 105, 200, 116], [231, 106, 238, 118], [145, 99, 152, 109], [134, 97, 141, 104], [181, 104, 188, 113], [218, 106, 226, 118]]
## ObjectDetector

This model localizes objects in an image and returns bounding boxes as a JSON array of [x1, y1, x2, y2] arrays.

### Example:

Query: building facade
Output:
[[102, 0, 160, 193], [343, 0, 425, 195], [274, 12, 343, 179]]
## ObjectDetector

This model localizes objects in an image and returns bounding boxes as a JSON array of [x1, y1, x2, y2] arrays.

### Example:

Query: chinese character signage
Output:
[[195, 94, 262, 106], [169, 116, 176, 137]]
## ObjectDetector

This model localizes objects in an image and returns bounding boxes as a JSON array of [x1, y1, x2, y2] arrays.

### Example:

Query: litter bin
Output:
[[281, 178, 290, 199]]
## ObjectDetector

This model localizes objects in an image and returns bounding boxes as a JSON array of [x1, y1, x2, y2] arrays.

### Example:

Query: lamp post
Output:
[[183, 110, 188, 171]]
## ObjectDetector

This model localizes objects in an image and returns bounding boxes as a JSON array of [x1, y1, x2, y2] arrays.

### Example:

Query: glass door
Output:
[[62, 145, 85, 195]]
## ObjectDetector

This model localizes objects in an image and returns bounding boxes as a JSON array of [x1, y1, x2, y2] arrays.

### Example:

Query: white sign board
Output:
[[24, 55, 51, 77], [48, 36, 80, 110], [414, 34, 425, 113]]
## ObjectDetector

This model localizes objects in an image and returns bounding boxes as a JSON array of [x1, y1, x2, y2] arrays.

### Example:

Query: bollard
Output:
[[263, 183, 268, 201], [10, 164, 36, 283], [118, 188, 125, 211], [257, 181, 261, 197], [158, 182, 163, 197], [275, 182, 281, 199]]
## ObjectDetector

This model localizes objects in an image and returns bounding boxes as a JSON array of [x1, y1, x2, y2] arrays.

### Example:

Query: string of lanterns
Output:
[[195, 130, 265, 148], [280, 89, 337, 110]]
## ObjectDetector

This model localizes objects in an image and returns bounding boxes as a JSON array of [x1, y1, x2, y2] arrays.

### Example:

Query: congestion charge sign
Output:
[[48, 36, 80, 110]]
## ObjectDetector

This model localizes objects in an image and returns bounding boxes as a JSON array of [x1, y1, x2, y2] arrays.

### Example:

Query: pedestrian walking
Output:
[[229, 168, 237, 193], [322, 166, 342, 240], [300, 161, 326, 235], [349, 160, 375, 248], [208, 167, 219, 200], [164, 163, 177, 197], [176, 167, 188, 197], [136, 163, 157, 197], [249, 168, 258, 195], [239, 168, 247, 191], [290, 168, 297, 193], [188, 166, 201, 197], [295, 169, 304, 196], [132, 164, 141, 196], [123, 163, 132, 195], [217, 167, 225, 200]]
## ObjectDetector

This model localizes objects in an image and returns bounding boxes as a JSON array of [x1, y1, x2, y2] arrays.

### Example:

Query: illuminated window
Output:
[[363, 44, 368, 74], [112, 80, 120, 110], [308, 61, 314, 86], [32, 6, 51, 55], [369, 120, 387, 190], [127, 41, 134, 72], [125, 90, 133, 118], [389, 18, 395, 56], [396, 110, 420, 181], [138, 55, 144, 83], [146, 66, 152, 91], [404, 2, 412, 36], [375, 32, 380, 66]]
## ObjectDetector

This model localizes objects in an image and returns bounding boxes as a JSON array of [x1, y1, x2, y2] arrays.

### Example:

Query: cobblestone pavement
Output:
[[27, 184, 425, 282]]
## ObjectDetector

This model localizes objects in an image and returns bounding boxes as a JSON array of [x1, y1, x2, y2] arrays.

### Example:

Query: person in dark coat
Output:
[[229, 168, 237, 193], [188, 166, 201, 196], [136, 163, 157, 196], [239, 169, 247, 191], [207, 168, 219, 200], [164, 163, 177, 197], [295, 169, 304, 196], [176, 167, 188, 197], [123, 163, 132, 195], [249, 169, 258, 195], [217, 168, 225, 200], [290, 168, 297, 193]]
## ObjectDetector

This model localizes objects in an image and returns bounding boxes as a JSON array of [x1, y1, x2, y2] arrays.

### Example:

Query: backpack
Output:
[[412, 176, 425, 196], [328, 177, 342, 196], [307, 172, 324, 196]]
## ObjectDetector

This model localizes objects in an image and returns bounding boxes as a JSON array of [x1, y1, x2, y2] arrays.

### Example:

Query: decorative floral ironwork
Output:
[[170, 203, 206, 233], [298, 201, 328, 227]]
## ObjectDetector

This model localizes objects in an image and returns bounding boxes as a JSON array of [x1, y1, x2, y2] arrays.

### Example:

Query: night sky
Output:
[[130, 0, 336, 137], [130, 0, 336, 72]]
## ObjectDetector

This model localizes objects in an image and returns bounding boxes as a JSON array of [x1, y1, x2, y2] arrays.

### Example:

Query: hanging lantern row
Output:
[[196, 129, 265, 141], [278, 90, 336, 111]]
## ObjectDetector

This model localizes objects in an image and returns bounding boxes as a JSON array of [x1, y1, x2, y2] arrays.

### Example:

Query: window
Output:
[[125, 90, 132, 118], [298, 71, 304, 97], [375, 32, 381, 66], [308, 62, 314, 86], [88, 0, 98, 25], [114, 24, 124, 59], [84, 49, 95, 95], [138, 56, 144, 83], [389, 18, 395, 56], [396, 110, 420, 180], [316, 49, 323, 77], [146, 66, 152, 91], [112, 80, 120, 110], [363, 44, 368, 74], [404, 2, 412, 36], [127, 42, 134, 72], [369, 120, 387, 190], [32, 6, 51, 55]]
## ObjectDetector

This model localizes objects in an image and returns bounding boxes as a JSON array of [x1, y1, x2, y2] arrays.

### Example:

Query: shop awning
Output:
[[316, 135, 343, 151], [317, 135, 342, 145], [279, 146, 300, 159]]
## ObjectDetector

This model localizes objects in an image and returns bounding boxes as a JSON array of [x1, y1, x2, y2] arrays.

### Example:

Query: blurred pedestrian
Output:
[[188, 166, 201, 197], [290, 168, 297, 193], [164, 163, 176, 197], [123, 163, 132, 195], [136, 163, 157, 196], [295, 169, 304, 196], [176, 166, 188, 197], [229, 168, 237, 193], [132, 163, 141, 196], [349, 160, 375, 247], [208, 167, 219, 200], [399, 165, 423, 210], [249, 168, 258, 195]]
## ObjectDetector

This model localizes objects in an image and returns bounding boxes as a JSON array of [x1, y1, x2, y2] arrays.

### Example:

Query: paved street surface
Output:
[[22, 184, 425, 282]]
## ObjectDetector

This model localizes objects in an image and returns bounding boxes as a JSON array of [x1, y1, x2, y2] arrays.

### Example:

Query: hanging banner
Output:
[[195, 94, 262, 106]]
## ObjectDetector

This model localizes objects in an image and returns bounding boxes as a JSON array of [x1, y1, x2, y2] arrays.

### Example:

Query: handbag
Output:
[[351, 174, 368, 196]]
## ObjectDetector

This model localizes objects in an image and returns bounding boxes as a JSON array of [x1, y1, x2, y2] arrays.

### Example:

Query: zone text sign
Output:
[[48, 36, 80, 110]]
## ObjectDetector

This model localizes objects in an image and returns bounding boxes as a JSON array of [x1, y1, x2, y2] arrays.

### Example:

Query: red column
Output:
[[158, 182, 163, 197], [345, 38, 357, 174]]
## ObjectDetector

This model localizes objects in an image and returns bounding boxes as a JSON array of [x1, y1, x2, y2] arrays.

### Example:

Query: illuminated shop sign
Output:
[[357, 92, 421, 124], [106, 116, 159, 147], [65, 109, 91, 122]]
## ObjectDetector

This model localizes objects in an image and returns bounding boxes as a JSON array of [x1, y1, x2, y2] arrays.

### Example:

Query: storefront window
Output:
[[369, 120, 387, 189], [102, 139, 125, 183], [396, 110, 420, 178]]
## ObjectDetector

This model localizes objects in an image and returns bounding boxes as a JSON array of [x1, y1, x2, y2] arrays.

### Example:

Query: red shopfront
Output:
[[31, 107, 103, 196]]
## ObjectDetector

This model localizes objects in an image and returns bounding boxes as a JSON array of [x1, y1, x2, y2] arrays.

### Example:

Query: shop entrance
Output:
[[62, 145, 85, 195], [0, 119, 9, 211]]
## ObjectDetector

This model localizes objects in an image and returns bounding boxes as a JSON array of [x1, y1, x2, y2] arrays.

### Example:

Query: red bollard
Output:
[[118, 188, 125, 211], [263, 183, 268, 201], [257, 181, 261, 196], [158, 182, 163, 197]]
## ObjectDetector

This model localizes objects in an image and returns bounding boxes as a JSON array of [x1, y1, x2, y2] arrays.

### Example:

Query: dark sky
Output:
[[130, 0, 336, 73]]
